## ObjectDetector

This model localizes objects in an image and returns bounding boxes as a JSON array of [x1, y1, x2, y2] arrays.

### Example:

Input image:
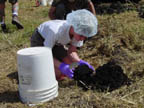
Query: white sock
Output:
[[12, 13, 18, 16], [12, 3, 19, 16], [0, 21, 5, 25]]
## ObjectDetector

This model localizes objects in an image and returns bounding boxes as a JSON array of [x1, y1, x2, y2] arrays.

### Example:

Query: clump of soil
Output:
[[73, 61, 132, 91], [73, 65, 94, 89]]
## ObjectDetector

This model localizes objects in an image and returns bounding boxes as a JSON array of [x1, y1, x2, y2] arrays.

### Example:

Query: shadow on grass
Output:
[[0, 28, 14, 34], [0, 91, 20, 103], [92, 0, 140, 4], [0, 24, 23, 34], [7, 72, 19, 84], [94, 1, 144, 19], [95, 2, 138, 15]]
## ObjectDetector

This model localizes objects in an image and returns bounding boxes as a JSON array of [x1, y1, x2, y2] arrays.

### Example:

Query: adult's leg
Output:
[[9, 0, 24, 29], [0, 0, 6, 32]]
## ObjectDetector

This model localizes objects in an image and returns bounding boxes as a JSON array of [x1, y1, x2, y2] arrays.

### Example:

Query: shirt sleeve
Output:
[[43, 37, 55, 48]]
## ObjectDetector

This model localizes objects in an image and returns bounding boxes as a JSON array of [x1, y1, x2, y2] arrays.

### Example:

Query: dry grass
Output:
[[0, 0, 144, 108]]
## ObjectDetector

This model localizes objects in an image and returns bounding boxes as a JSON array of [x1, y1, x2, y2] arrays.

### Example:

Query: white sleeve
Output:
[[44, 37, 55, 48]]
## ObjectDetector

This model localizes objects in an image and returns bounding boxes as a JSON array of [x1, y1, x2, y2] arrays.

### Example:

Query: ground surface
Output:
[[0, 0, 144, 108]]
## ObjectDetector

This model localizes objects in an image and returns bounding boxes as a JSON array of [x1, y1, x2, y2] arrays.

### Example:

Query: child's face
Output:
[[73, 32, 86, 41]]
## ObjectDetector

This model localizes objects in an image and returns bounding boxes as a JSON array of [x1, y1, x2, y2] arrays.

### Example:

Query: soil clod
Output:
[[73, 61, 132, 91]]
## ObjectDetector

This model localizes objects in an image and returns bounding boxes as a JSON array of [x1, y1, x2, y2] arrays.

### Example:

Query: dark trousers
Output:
[[30, 28, 68, 61]]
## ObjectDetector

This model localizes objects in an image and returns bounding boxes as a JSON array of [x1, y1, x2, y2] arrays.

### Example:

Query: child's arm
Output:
[[67, 45, 81, 62]]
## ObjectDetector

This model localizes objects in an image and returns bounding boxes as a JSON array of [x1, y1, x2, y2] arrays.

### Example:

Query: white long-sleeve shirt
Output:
[[37, 20, 83, 48]]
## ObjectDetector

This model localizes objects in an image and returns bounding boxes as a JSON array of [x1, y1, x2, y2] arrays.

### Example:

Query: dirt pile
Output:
[[73, 64, 94, 89], [73, 61, 132, 91], [92, 0, 140, 3]]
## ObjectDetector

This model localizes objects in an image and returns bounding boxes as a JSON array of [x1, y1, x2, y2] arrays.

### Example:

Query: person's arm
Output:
[[54, 57, 74, 79], [53, 57, 61, 69], [48, 6, 56, 19], [53, 58, 62, 78], [67, 45, 81, 63], [67, 45, 95, 71], [88, 1, 96, 16]]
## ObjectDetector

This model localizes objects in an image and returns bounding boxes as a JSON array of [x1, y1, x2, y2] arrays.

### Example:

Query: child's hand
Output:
[[78, 60, 95, 71], [59, 63, 74, 78]]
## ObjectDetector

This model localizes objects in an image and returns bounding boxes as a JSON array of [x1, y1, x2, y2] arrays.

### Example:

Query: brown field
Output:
[[0, 0, 144, 108]]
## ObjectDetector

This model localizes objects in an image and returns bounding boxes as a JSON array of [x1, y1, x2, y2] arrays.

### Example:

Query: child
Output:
[[0, 0, 24, 32], [31, 9, 98, 80]]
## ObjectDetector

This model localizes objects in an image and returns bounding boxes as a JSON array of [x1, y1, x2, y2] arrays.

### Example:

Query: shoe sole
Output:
[[12, 20, 24, 29]]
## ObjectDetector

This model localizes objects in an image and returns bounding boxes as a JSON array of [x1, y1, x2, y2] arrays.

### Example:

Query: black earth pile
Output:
[[73, 61, 132, 91], [73, 65, 94, 90], [91, 0, 140, 3], [93, 61, 132, 91]]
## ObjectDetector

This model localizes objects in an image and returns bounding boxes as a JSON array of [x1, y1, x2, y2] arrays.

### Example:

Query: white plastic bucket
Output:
[[19, 82, 58, 104], [47, 0, 53, 5], [17, 47, 58, 105], [41, 0, 47, 6]]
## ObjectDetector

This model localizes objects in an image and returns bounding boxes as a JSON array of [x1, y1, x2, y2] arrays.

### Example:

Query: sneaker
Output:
[[1, 24, 7, 32], [12, 15, 24, 29]]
